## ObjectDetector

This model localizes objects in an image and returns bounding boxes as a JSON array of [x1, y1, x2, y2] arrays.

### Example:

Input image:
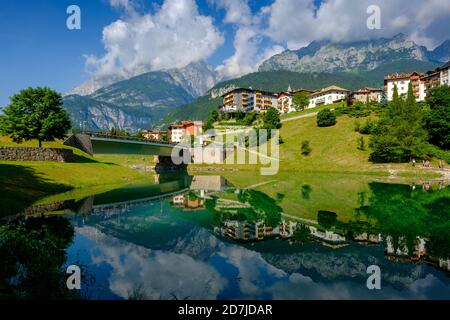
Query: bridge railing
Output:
[[79, 131, 176, 146]]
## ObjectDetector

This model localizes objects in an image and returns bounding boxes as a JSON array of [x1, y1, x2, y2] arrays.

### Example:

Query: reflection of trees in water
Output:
[[358, 182, 450, 259], [301, 185, 312, 200], [237, 189, 282, 227], [0, 216, 78, 299]]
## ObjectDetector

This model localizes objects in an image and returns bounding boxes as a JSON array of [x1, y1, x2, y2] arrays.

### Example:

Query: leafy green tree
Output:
[[235, 110, 245, 120], [316, 108, 337, 127], [110, 127, 118, 136], [292, 92, 310, 111], [211, 109, 219, 122], [242, 112, 257, 126], [1, 87, 71, 147], [204, 118, 214, 131], [134, 130, 145, 139], [369, 83, 428, 163], [424, 86, 450, 150], [263, 107, 281, 130]]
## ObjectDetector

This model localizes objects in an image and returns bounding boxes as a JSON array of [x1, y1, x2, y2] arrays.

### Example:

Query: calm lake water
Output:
[[2, 173, 450, 300]]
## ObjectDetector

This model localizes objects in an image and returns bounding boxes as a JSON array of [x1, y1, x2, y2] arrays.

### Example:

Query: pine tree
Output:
[[369, 83, 428, 162]]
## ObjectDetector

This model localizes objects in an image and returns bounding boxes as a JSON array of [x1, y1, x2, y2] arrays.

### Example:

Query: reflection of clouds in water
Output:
[[77, 226, 227, 300], [267, 271, 450, 300], [218, 246, 286, 297], [76, 226, 450, 300]]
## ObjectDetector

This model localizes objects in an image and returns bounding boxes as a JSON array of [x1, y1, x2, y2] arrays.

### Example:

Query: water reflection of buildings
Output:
[[279, 220, 349, 248], [171, 194, 205, 211], [217, 219, 450, 273], [218, 221, 275, 242], [171, 176, 235, 211]]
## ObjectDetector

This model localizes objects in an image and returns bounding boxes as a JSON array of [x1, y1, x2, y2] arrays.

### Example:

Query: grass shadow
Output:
[[0, 164, 72, 217], [70, 153, 99, 163]]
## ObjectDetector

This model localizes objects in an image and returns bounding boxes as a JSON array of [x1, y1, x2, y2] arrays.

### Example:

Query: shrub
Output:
[[357, 136, 366, 151], [355, 119, 375, 134], [301, 140, 311, 156], [317, 109, 337, 127]]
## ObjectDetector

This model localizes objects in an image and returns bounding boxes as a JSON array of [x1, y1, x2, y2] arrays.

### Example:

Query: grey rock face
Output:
[[259, 34, 446, 73]]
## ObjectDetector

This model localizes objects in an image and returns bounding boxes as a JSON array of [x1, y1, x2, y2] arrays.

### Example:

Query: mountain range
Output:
[[63, 61, 217, 131], [63, 34, 450, 131], [259, 33, 448, 73]]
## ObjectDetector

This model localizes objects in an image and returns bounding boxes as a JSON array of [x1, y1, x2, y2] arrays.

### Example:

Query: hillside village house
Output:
[[384, 61, 450, 102], [384, 72, 422, 101], [350, 88, 383, 104], [308, 85, 350, 108], [142, 129, 167, 141], [277, 88, 313, 114], [168, 120, 203, 144], [219, 88, 278, 114]]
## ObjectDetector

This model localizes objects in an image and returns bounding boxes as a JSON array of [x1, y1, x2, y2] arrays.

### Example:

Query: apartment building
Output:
[[142, 129, 167, 141], [350, 88, 383, 104], [384, 61, 450, 102], [439, 61, 450, 86], [277, 91, 294, 114], [168, 120, 203, 144], [308, 85, 350, 108], [222, 221, 276, 242], [384, 72, 423, 101], [219, 88, 278, 114], [420, 69, 441, 101]]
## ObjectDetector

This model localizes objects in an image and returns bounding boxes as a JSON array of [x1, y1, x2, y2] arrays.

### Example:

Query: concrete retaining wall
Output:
[[0, 146, 74, 162]]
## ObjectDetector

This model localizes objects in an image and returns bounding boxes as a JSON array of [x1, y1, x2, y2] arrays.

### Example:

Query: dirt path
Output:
[[281, 111, 318, 123]]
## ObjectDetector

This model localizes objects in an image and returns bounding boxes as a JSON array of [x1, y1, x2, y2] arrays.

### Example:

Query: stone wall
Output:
[[0, 147, 74, 162]]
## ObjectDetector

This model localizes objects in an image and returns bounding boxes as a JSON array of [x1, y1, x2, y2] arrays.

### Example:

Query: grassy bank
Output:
[[0, 136, 157, 216]]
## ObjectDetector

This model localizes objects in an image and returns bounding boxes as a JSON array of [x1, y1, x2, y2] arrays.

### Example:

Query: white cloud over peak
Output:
[[212, 0, 285, 79], [265, 0, 450, 50], [85, 0, 224, 79]]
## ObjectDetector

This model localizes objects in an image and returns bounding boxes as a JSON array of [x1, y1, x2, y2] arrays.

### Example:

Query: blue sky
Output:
[[1, 0, 449, 107]]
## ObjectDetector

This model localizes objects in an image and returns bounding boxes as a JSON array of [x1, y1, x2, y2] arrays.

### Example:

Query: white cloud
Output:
[[212, 0, 285, 79], [209, 0, 253, 25], [86, 0, 224, 79], [265, 0, 450, 50]]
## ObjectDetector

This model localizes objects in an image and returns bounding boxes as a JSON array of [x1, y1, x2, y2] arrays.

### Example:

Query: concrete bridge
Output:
[[64, 132, 182, 157]]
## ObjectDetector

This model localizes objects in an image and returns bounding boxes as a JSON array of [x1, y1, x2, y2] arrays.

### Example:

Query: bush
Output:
[[317, 109, 337, 127], [301, 140, 311, 156], [242, 112, 257, 126], [355, 119, 375, 134]]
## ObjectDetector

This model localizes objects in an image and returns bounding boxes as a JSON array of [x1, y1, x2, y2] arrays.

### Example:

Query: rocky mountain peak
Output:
[[258, 34, 445, 73]]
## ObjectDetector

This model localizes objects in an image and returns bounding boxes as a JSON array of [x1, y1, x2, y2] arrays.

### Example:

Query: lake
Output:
[[1, 173, 450, 300]]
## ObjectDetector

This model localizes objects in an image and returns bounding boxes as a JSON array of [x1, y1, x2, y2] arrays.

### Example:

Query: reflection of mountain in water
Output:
[[11, 175, 450, 299]]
